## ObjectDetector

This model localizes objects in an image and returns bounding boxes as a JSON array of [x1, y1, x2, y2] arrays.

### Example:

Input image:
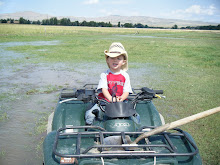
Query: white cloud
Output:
[[109, 0, 132, 5], [185, 5, 201, 14], [185, 5, 215, 15], [83, 0, 99, 5], [162, 4, 217, 21], [205, 5, 216, 15], [172, 5, 216, 16]]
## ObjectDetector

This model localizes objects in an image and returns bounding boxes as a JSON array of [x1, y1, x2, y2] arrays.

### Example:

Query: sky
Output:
[[0, 0, 220, 23]]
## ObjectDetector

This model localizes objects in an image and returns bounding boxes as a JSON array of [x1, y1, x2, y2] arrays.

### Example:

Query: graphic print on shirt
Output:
[[107, 72, 125, 97]]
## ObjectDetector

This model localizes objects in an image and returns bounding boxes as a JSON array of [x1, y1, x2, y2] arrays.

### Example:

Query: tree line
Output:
[[180, 25, 220, 30], [41, 17, 113, 27], [1, 17, 219, 30]]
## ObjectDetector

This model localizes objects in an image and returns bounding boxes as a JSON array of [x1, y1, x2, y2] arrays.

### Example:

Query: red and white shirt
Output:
[[97, 69, 132, 99]]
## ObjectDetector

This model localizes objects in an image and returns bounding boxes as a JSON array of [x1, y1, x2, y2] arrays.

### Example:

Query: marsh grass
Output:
[[0, 150, 6, 158], [29, 109, 53, 159], [0, 112, 8, 121], [26, 85, 60, 95], [0, 24, 220, 164]]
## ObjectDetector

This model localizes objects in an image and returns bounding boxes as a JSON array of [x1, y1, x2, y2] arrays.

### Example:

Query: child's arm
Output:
[[118, 92, 129, 102], [102, 89, 129, 102], [102, 88, 114, 102]]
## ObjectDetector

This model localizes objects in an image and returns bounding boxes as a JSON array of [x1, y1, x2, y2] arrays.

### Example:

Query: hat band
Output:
[[109, 51, 121, 53]]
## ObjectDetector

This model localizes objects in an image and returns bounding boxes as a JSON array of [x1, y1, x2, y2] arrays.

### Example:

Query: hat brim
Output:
[[105, 52, 122, 57], [104, 50, 127, 59]]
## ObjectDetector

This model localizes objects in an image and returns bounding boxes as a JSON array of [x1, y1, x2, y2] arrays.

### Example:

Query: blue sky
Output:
[[0, 0, 219, 23]]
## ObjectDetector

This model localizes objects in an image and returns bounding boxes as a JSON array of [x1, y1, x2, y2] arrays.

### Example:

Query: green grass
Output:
[[0, 24, 220, 164], [25, 85, 60, 95], [0, 112, 8, 121]]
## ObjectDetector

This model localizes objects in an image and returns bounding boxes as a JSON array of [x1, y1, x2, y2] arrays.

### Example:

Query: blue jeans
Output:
[[85, 104, 100, 125], [85, 103, 140, 125]]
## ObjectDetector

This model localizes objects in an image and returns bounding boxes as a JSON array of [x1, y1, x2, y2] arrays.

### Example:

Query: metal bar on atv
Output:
[[53, 127, 199, 159], [163, 133, 177, 152], [121, 132, 130, 151], [176, 128, 199, 153], [83, 84, 98, 88], [99, 132, 104, 152], [59, 98, 77, 104], [58, 126, 106, 133], [81, 144, 173, 155], [55, 143, 198, 158], [76, 134, 81, 155]]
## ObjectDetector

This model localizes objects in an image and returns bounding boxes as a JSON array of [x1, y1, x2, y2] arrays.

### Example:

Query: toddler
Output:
[[85, 42, 133, 125]]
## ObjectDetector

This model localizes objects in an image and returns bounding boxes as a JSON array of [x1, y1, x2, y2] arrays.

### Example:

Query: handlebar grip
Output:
[[60, 92, 76, 98], [154, 90, 163, 94]]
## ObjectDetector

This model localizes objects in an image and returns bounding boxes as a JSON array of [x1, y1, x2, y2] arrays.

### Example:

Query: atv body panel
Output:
[[43, 87, 202, 165]]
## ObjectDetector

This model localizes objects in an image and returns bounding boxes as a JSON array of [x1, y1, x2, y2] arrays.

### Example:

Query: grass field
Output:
[[0, 24, 220, 164]]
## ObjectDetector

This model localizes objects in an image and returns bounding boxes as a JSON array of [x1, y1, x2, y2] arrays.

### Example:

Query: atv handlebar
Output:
[[60, 85, 164, 104], [154, 90, 163, 94], [141, 87, 163, 95]]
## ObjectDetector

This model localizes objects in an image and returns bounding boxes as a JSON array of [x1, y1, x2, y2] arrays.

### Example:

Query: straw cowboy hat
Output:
[[104, 42, 128, 71]]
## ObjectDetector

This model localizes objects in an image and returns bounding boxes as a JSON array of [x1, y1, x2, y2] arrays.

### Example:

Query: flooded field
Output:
[[0, 24, 219, 164], [0, 41, 160, 165], [114, 34, 185, 40]]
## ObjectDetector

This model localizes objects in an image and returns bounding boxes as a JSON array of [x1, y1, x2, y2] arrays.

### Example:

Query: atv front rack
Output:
[[53, 126, 199, 159]]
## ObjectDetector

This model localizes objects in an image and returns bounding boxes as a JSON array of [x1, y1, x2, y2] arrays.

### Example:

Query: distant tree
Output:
[[97, 22, 105, 27], [49, 17, 58, 25], [80, 20, 88, 26], [32, 21, 37, 24], [49, 18, 53, 25], [5, 18, 14, 23], [60, 18, 71, 26], [195, 25, 220, 30], [118, 22, 120, 27], [172, 24, 178, 29], [42, 19, 49, 25], [108, 21, 112, 27], [19, 17, 26, 24], [54, 17, 58, 25], [67, 18, 71, 26], [72, 21, 79, 26], [88, 21, 97, 27], [32, 20, 41, 25], [1, 19, 7, 23], [134, 23, 144, 28], [124, 23, 133, 28]]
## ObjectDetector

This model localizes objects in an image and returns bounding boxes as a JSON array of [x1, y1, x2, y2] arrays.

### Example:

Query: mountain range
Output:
[[0, 11, 218, 27]]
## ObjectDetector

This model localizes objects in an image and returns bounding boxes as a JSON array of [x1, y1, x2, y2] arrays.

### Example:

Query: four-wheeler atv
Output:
[[43, 84, 202, 165]]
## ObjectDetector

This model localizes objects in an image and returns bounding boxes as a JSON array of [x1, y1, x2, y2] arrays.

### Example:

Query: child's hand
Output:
[[116, 96, 123, 102], [111, 96, 122, 102], [111, 97, 117, 102]]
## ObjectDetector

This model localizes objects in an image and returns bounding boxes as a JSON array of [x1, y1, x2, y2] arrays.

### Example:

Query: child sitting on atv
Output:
[[85, 42, 133, 125]]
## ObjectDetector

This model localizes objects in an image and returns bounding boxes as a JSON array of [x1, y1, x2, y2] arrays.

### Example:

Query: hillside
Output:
[[0, 11, 218, 27]]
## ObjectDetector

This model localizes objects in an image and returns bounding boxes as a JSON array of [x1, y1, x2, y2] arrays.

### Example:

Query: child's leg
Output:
[[131, 113, 141, 125], [85, 104, 100, 125]]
